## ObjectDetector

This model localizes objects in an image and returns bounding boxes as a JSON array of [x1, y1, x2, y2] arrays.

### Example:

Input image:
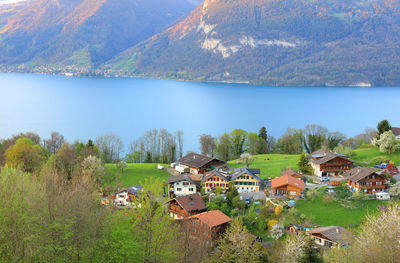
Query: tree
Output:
[[231, 129, 248, 159], [216, 133, 232, 161], [298, 237, 323, 263], [80, 155, 105, 183], [275, 128, 304, 154], [269, 223, 284, 240], [351, 191, 368, 202], [5, 138, 48, 173], [306, 188, 319, 201], [389, 182, 400, 198], [43, 131, 65, 155], [211, 218, 265, 263], [303, 124, 328, 153], [258, 126, 268, 141], [326, 131, 346, 150], [54, 142, 76, 179], [175, 130, 184, 159], [257, 127, 269, 154], [116, 160, 128, 173], [199, 134, 217, 156], [270, 233, 307, 263], [298, 151, 312, 174], [96, 134, 124, 163], [240, 153, 253, 167], [25, 131, 41, 145], [247, 132, 259, 155], [377, 131, 400, 154], [377, 120, 392, 136], [75, 139, 100, 162]]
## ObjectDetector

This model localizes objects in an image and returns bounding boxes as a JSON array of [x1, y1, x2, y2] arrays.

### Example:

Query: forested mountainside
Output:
[[0, 0, 198, 69], [107, 0, 400, 86]]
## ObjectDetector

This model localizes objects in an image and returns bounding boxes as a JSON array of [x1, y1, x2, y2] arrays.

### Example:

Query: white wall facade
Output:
[[173, 181, 197, 196]]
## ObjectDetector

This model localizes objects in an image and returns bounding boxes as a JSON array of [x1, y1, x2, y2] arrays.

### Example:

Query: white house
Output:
[[167, 173, 201, 198]]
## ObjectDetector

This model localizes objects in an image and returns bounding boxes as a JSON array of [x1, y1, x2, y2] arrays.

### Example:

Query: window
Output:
[[183, 182, 189, 186], [189, 188, 194, 192], [177, 188, 182, 191]]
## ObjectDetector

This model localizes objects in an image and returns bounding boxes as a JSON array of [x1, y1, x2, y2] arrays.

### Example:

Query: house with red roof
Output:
[[281, 169, 304, 180], [188, 210, 231, 240], [168, 193, 207, 219], [271, 174, 305, 197]]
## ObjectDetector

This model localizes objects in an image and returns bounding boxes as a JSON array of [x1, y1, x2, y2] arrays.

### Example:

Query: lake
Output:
[[0, 73, 399, 153]]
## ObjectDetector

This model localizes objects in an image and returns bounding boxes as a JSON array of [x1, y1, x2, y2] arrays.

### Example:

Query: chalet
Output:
[[202, 170, 230, 193], [281, 169, 304, 180], [168, 193, 207, 219], [308, 149, 353, 177], [175, 153, 227, 175], [344, 167, 387, 194], [382, 163, 399, 176], [167, 173, 201, 198], [271, 174, 304, 198], [230, 167, 262, 193], [115, 185, 143, 206], [392, 127, 400, 140], [308, 226, 348, 249], [188, 210, 231, 240]]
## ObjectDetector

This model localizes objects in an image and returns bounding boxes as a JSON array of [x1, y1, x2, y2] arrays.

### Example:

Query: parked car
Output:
[[374, 163, 389, 169], [320, 177, 330, 183]]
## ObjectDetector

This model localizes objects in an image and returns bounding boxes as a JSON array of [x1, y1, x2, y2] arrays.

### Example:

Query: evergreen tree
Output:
[[258, 126, 267, 141], [377, 120, 392, 136], [298, 151, 312, 174], [299, 237, 324, 263]]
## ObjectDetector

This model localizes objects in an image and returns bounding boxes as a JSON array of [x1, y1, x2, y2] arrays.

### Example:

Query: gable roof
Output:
[[308, 226, 347, 245], [308, 149, 353, 165], [392, 127, 400, 136], [170, 193, 206, 212], [231, 167, 261, 181], [178, 153, 226, 169], [271, 175, 305, 190], [202, 169, 230, 182], [343, 167, 382, 182], [281, 169, 303, 178], [167, 173, 201, 186], [189, 210, 231, 228], [119, 185, 143, 195]]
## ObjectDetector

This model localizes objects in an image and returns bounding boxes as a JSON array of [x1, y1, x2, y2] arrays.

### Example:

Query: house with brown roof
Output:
[[344, 167, 387, 194], [167, 173, 201, 198], [188, 210, 231, 240], [230, 167, 262, 193], [114, 185, 143, 207], [271, 174, 304, 198], [202, 169, 230, 193], [308, 226, 348, 249], [281, 169, 304, 180], [308, 149, 353, 177], [392, 127, 400, 140], [168, 193, 207, 220], [175, 153, 227, 175]]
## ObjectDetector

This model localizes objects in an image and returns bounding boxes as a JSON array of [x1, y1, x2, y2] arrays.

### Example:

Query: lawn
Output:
[[352, 147, 400, 166], [229, 154, 300, 179], [104, 163, 170, 187], [295, 195, 389, 227]]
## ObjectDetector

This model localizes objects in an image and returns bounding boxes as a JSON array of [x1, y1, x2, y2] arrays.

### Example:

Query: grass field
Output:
[[229, 154, 300, 179], [351, 147, 400, 166], [104, 163, 170, 187]]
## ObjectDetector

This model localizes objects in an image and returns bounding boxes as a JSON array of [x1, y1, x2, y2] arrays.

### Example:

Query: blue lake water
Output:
[[0, 73, 399, 153]]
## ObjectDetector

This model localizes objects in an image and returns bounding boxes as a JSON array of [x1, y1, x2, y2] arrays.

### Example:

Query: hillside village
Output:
[[102, 142, 400, 251]]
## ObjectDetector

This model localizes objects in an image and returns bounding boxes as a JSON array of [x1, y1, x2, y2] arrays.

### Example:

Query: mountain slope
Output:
[[0, 0, 198, 69], [108, 0, 400, 86]]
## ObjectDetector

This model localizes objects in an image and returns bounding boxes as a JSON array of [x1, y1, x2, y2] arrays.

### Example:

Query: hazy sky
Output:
[[0, 0, 26, 4]]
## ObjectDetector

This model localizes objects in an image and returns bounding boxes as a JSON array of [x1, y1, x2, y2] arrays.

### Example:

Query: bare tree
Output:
[[303, 124, 328, 153], [175, 130, 184, 159], [43, 131, 65, 155], [199, 134, 216, 156], [25, 131, 41, 145], [96, 134, 124, 163]]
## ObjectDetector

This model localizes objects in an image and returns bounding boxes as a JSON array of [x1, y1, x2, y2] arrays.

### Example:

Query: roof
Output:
[[392, 127, 400, 136], [271, 175, 304, 190], [202, 169, 230, 182], [189, 210, 231, 228], [167, 173, 200, 186], [170, 193, 206, 212], [308, 149, 353, 165], [231, 167, 261, 181], [308, 226, 347, 245], [178, 153, 226, 169], [343, 167, 381, 182], [119, 185, 143, 195], [281, 169, 303, 178]]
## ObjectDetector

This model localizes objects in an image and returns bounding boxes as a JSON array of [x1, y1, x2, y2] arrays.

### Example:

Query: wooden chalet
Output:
[[202, 170, 230, 193], [382, 163, 400, 176], [344, 167, 387, 194], [308, 226, 348, 249], [176, 153, 227, 175], [188, 210, 231, 241], [308, 149, 353, 177], [167, 173, 201, 198], [392, 127, 400, 140], [230, 167, 262, 193], [271, 174, 304, 197], [114, 185, 143, 206], [168, 193, 207, 220], [281, 169, 304, 180]]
